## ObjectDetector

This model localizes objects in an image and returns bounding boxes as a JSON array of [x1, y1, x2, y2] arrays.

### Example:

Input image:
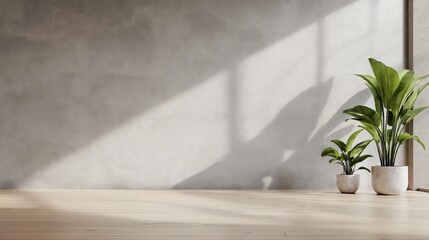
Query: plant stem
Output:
[[380, 107, 387, 166]]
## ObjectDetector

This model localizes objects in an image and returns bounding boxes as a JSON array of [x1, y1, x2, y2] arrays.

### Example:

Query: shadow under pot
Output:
[[336, 174, 360, 194], [371, 166, 408, 195]]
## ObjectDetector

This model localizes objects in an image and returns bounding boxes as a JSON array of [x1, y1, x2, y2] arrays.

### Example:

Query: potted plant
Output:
[[321, 129, 372, 194], [343, 58, 429, 195]]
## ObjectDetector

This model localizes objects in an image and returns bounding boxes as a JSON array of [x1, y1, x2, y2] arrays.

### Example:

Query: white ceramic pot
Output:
[[336, 174, 360, 194], [371, 166, 408, 195]]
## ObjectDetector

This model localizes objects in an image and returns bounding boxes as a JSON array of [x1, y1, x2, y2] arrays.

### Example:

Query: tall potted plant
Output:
[[321, 129, 372, 194], [343, 58, 429, 195]]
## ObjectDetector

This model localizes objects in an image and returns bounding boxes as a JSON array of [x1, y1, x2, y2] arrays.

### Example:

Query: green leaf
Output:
[[398, 69, 410, 80], [351, 154, 373, 166], [355, 75, 382, 113], [386, 129, 393, 143], [358, 123, 380, 142], [350, 139, 373, 157], [355, 74, 379, 89], [329, 158, 344, 164], [369, 58, 387, 102], [400, 83, 429, 117], [386, 66, 400, 102], [402, 90, 418, 114], [356, 166, 371, 173], [401, 106, 429, 125], [343, 105, 380, 128], [321, 147, 340, 158], [365, 83, 383, 114], [391, 70, 415, 116], [331, 139, 346, 152], [399, 133, 426, 150], [346, 129, 363, 152], [369, 58, 399, 109], [418, 82, 429, 95]]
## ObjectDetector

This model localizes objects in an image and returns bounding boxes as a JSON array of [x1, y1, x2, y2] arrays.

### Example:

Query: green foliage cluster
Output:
[[322, 58, 429, 173], [344, 58, 428, 166], [321, 130, 372, 175]]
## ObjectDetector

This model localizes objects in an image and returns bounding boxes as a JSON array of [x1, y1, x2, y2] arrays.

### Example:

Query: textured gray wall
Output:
[[0, 0, 404, 189], [413, 0, 429, 189]]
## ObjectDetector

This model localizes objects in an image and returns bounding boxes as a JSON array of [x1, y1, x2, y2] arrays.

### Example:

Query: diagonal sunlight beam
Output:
[[4, 0, 409, 189]]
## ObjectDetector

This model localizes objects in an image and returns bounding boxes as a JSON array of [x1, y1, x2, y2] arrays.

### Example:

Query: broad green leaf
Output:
[[369, 58, 387, 102], [398, 69, 410, 80], [364, 82, 383, 114], [418, 82, 429, 95], [391, 70, 415, 116], [321, 147, 340, 158], [399, 133, 426, 150], [329, 158, 344, 164], [386, 129, 393, 143], [350, 139, 373, 157], [369, 58, 399, 109], [355, 74, 379, 89], [401, 106, 429, 125], [386, 66, 400, 103], [358, 123, 380, 142], [343, 105, 380, 128], [398, 132, 411, 144], [331, 139, 346, 152], [400, 83, 429, 117], [402, 90, 418, 115], [351, 154, 372, 166], [355, 74, 382, 112], [346, 129, 363, 151]]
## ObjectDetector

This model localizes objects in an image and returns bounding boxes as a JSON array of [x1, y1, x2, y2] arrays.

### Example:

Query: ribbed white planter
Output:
[[336, 174, 360, 194], [371, 166, 408, 195]]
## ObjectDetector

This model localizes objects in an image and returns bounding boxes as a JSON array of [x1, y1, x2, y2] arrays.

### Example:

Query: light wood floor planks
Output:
[[0, 190, 429, 239]]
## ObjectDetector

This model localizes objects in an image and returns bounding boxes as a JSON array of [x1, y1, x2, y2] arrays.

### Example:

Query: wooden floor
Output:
[[0, 190, 429, 239]]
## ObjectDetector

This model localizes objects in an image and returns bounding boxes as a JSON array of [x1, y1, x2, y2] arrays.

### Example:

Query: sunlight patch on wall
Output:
[[6, 0, 404, 189], [238, 22, 320, 142]]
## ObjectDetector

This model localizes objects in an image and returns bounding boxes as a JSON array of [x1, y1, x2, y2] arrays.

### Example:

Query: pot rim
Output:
[[336, 174, 360, 176]]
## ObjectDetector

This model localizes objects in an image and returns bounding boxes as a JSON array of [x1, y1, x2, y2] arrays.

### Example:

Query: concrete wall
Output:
[[412, 0, 429, 189], [0, 0, 404, 189]]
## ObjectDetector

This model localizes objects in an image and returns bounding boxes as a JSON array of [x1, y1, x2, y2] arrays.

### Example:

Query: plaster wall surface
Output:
[[413, 0, 429, 189], [0, 0, 404, 189]]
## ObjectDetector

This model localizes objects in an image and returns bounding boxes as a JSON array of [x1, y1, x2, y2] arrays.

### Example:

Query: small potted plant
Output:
[[321, 129, 372, 194], [344, 58, 429, 195]]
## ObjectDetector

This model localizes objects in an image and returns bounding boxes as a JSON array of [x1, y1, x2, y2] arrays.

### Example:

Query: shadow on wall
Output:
[[174, 81, 370, 189], [0, 0, 357, 188]]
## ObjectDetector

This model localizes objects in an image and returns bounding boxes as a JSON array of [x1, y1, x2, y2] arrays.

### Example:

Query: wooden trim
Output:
[[405, 0, 414, 190], [418, 188, 429, 193], [405, 0, 413, 69]]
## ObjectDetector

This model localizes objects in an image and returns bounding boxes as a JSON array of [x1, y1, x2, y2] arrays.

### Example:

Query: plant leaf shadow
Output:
[[174, 80, 370, 189], [0, 0, 359, 188]]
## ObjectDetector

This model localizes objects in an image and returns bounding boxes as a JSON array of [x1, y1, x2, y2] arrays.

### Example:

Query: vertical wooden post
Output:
[[405, 0, 414, 190]]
